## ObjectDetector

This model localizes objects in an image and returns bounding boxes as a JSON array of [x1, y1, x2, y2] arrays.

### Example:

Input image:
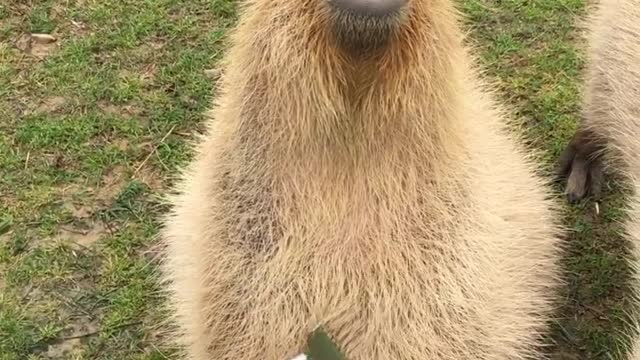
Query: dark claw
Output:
[[556, 126, 605, 204], [567, 192, 581, 205]]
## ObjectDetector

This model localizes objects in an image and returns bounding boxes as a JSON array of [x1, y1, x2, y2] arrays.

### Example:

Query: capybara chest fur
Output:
[[161, 0, 563, 358]]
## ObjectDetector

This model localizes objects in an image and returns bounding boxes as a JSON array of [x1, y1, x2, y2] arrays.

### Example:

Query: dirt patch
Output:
[[44, 316, 99, 359], [132, 39, 166, 60], [98, 101, 124, 115], [57, 183, 91, 201], [63, 202, 94, 219], [119, 65, 158, 86], [44, 337, 83, 359], [15, 33, 60, 59], [98, 101, 142, 117], [97, 165, 129, 204], [148, 40, 165, 50], [113, 139, 130, 151], [69, 20, 91, 37], [140, 63, 158, 85], [133, 166, 165, 191], [56, 166, 130, 213], [56, 222, 106, 248], [34, 96, 67, 114]]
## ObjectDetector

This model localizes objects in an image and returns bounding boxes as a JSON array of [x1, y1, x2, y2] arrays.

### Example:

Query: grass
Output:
[[0, 0, 634, 359]]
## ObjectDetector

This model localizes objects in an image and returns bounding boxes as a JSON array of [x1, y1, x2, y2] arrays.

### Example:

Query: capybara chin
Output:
[[161, 0, 564, 358], [324, 0, 407, 51]]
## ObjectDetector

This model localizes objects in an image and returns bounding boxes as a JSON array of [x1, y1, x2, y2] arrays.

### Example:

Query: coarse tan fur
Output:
[[160, 0, 564, 358], [557, 0, 640, 357]]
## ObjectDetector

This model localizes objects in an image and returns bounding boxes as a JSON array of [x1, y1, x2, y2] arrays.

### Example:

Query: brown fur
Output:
[[557, 126, 605, 203], [161, 0, 564, 358], [558, 0, 640, 357]]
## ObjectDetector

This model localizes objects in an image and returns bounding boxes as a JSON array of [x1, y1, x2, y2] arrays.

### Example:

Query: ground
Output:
[[0, 0, 634, 359]]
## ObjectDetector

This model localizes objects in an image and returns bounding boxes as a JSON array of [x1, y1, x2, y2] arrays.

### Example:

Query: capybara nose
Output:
[[329, 0, 407, 17]]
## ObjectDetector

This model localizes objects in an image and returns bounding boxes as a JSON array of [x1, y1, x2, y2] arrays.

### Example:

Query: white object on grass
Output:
[[290, 354, 309, 360]]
